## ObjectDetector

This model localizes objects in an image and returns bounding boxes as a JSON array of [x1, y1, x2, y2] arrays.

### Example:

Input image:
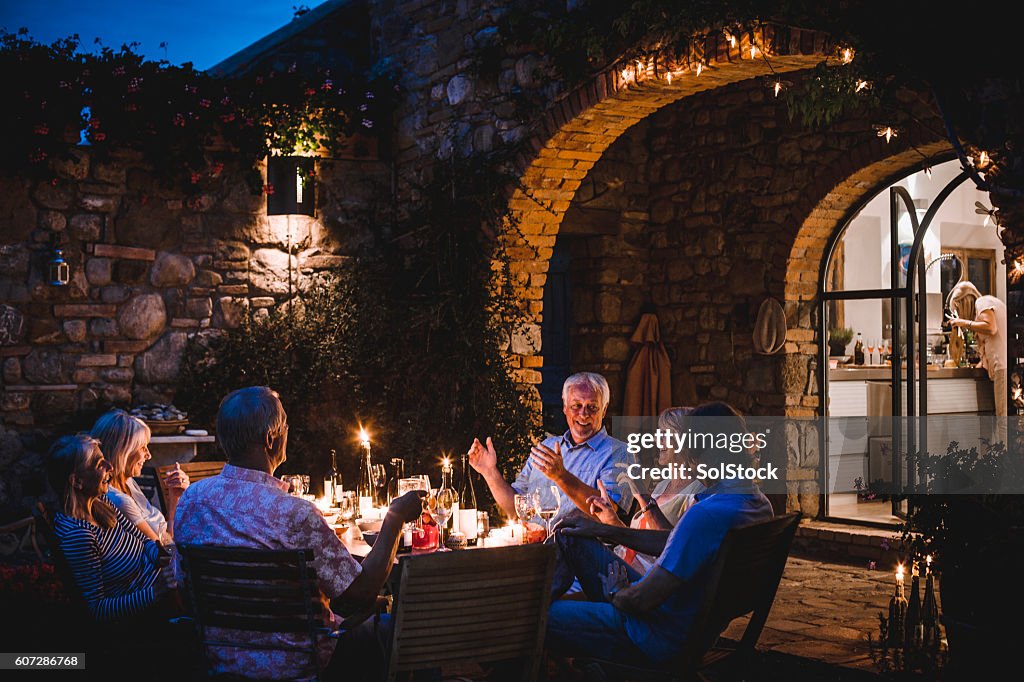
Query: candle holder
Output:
[[870, 560, 947, 675]]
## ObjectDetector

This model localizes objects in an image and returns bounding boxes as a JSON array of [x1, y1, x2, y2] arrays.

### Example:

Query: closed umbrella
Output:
[[623, 313, 672, 417]]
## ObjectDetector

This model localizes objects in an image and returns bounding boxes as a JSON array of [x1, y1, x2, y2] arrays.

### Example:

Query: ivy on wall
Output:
[[177, 153, 541, 506], [0, 30, 396, 195]]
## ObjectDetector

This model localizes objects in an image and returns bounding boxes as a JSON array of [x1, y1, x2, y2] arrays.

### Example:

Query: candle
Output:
[[315, 496, 331, 513], [403, 524, 413, 547], [359, 496, 374, 518], [925, 554, 932, 575]]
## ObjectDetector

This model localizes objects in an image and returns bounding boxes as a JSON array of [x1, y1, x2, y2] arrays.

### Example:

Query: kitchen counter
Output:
[[829, 366, 988, 381]]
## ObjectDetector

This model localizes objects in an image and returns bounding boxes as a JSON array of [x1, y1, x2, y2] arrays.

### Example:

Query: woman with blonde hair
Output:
[[46, 434, 172, 621], [583, 406, 705, 573], [90, 409, 189, 542]]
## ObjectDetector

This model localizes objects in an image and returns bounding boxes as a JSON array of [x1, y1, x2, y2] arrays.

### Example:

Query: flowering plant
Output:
[[0, 562, 69, 604], [0, 30, 395, 195]]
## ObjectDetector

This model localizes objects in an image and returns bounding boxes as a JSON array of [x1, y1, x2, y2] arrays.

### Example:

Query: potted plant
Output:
[[901, 438, 1024, 675], [828, 327, 854, 357]]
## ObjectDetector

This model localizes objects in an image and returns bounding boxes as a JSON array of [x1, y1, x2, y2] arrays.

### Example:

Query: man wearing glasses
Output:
[[468, 372, 633, 526]]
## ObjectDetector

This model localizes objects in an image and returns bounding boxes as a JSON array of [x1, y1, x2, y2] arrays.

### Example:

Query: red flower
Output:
[[90, 118, 102, 129], [92, 132, 106, 142], [190, 172, 200, 184], [210, 162, 224, 176], [173, 113, 186, 127], [263, 183, 275, 195], [219, 113, 235, 123], [33, 123, 49, 135], [199, 98, 211, 108], [304, 88, 316, 96]]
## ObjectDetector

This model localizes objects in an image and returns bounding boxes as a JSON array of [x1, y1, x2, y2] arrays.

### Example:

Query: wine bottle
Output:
[[854, 332, 865, 365], [357, 441, 374, 518], [387, 457, 405, 505], [324, 449, 339, 504], [457, 453, 478, 545], [904, 566, 921, 647]]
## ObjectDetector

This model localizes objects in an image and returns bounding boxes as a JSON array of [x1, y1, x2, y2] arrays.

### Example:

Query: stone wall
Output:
[[0, 149, 388, 435]]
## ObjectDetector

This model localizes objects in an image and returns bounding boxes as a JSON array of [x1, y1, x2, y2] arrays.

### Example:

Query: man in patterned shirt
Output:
[[174, 386, 422, 680]]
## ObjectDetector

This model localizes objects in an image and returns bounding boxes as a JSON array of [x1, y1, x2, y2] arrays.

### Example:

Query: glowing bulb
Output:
[[875, 125, 897, 143], [666, 71, 672, 84], [621, 68, 633, 83], [841, 47, 854, 64], [856, 80, 869, 92], [696, 63, 703, 77], [978, 151, 991, 168], [774, 81, 783, 97], [749, 44, 758, 59], [724, 30, 736, 48], [358, 427, 370, 448]]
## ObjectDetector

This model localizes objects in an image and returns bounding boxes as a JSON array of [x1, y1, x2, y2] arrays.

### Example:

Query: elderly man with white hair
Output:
[[468, 372, 634, 527]]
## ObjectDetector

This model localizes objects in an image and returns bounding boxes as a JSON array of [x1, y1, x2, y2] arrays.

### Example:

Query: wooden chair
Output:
[[155, 461, 225, 517], [385, 543, 556, 681], [177, 544, 378, 681], [586, 512, 801, 681], [32, 502, 91, 624]]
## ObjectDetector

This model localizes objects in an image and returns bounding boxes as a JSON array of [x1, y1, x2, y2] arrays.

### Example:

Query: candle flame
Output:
[[896, 563, 904, 580], [841, 47, 854, 64], [696, 63, 703, 77], [666, 71, 672, 84], [749, 44, 758, 59], [441, 455, 451, 471], [978, 151, 991, 168], [358, 426, 370, 447], [855, 79, 869, 92], [774, 81, 782, 97]]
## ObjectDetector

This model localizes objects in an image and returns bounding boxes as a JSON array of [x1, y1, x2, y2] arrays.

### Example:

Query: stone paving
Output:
[[715, 555, 940, 677]]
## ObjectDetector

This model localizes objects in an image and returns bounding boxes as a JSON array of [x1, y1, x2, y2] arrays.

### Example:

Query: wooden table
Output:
[[333, 522, 524, 562]]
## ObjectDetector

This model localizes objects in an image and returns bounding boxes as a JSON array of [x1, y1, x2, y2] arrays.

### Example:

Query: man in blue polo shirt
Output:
[[468, 372, 633, 526], [545, 402, 774, 664]]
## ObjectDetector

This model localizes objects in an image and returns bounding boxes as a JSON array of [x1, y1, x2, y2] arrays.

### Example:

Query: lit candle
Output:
[[359, 427, 371, 460], [925, 554, 932, 576], [315, 496, 331, 513]]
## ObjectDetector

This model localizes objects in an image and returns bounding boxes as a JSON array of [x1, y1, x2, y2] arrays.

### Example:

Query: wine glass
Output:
[[282, 475, 303, 496], [337, 491, 356, 526], [866, 339, 876, 366], [514, 493, 537, 544], [534, 485, 561, 540], [371, 464, 387, 505], [433, 485, 457, 551]]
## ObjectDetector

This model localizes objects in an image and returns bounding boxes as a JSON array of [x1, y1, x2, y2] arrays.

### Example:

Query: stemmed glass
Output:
[[866, 339, 876, 366], [534, 485, 561, 540], [514, 493, 537, 544], [433, 485, 457, 551], [371, 464, 387, 505]]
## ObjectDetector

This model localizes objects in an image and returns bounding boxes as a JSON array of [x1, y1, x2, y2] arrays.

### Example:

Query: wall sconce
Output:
[[267, 156, 316, 216], [47, 237, 70, 286]]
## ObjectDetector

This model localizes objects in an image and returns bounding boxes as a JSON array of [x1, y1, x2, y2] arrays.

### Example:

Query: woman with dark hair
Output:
[[46, 433, 172, 622]]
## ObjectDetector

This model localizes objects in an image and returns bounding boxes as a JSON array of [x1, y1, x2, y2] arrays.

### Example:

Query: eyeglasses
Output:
[[566, 403, 602, 416]]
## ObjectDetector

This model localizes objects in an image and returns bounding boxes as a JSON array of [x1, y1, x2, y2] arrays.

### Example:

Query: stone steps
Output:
[[791, 520, 905, 568]]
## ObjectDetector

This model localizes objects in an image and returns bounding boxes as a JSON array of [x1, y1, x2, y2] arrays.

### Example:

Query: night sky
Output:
[[0, 0, 298, 70]]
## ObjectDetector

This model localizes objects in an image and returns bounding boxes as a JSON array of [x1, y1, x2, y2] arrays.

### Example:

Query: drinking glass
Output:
[[299, 475, 310, 496], [338, 491, 356, 525], [534, 485, 561, 539], [514, 493, 537, 544], [282, 475, 303, 496], [866, 339, 876, 365], [371, 464, 387, 503], [433, 486, 457, 551]]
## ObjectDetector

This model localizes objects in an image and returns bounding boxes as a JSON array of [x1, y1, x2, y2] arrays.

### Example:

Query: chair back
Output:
[[155, 461, 225, 517], [680, 512, 801, 667], [176, 544, 327, 679], [32, 502, 91, 623], [386, 543, 555, 681]]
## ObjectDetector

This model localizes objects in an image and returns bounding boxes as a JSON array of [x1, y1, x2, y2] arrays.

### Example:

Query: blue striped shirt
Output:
[[53, 499, 163, 621]]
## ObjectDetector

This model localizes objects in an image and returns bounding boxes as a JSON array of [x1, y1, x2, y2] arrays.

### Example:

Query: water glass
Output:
[[282, 475, 303, 496]]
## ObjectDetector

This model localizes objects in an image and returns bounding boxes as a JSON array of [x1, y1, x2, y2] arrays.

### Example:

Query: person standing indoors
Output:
[[948, 281, 1008, 417]]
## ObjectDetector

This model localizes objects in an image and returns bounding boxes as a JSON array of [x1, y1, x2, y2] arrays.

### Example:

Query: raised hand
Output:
[[529, 440, 568, 483], [388, 490, 427, 524], [468, 437, 498, 475], [163, 462, 190, 492]]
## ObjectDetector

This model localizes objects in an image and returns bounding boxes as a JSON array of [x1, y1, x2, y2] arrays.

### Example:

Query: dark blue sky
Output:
[[0, 0, 298, 70]]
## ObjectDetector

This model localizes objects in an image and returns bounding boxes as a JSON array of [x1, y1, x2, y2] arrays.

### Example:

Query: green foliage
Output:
[[902, 439, 1024, 573], [177, 155, 541, 508], [785, 61, 881, 129], [829, 326, 854, 346], [0, 30, 395, 195]]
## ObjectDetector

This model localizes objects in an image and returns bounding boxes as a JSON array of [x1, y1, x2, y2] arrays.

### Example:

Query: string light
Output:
[[696, 62, 704, 77], [874, 125, 898, 143], [841, 47, 854, 64], [855, 79, 869, 93], [977, 151, 991, 168], [723, 29, 737, 48], [923, 166, 933, 179], [749, 44, 758, 59], [1011, 258, 1024, 284], [774, 80, 783, 97]]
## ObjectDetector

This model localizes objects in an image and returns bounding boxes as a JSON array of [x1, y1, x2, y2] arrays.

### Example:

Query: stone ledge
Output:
[[3, 384, 78, 392], [53, 304, 117, 318], [93, 244, 157, 261]]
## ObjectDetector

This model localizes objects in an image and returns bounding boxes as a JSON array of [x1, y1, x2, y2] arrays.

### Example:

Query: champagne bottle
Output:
[[854, 332, 865, 365], [357, 442, 374, 518], [905, 566, 921, 647], [387, 457, 405, 505], [457, 453, 478, 545]]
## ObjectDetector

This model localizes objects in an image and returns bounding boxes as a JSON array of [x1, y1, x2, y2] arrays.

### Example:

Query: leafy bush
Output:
[[177, 156, 542, 508]]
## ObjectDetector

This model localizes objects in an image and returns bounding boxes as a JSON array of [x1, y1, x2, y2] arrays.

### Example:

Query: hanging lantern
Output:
[[47, 243, 70, 286]]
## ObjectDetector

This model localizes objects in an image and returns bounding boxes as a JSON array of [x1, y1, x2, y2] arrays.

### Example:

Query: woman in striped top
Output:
[[46, 434, 171, 622]]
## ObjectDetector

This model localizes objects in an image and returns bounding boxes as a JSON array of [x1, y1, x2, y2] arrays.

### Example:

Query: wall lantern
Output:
[[267, 156, 316, 216], [47, 238, 70, 287]]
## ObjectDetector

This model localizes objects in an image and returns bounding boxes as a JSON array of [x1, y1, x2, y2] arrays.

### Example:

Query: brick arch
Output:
[[505, 24, 832, 388]]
